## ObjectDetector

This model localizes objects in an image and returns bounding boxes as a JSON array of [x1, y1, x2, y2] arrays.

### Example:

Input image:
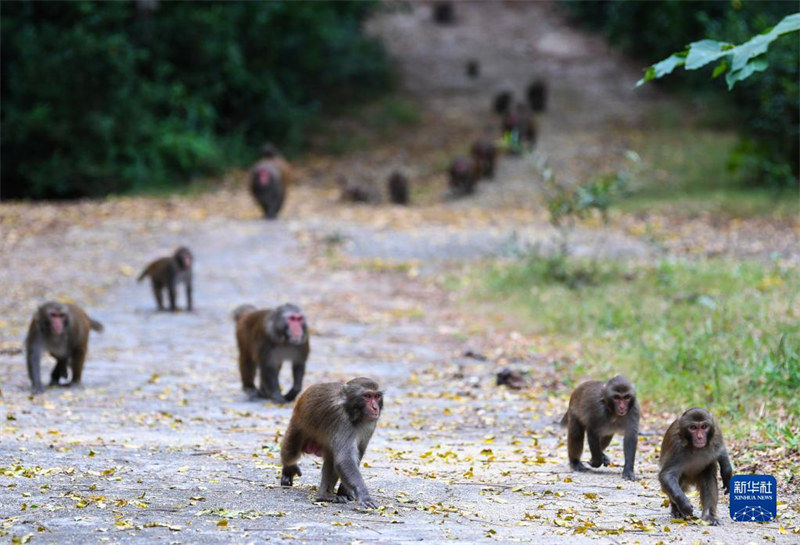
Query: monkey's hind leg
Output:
[[280, 425, 303, 486], [567, 417, 589, 472], [588, 433, 611, 467], [68, 348, 86, 385], [167, 281, 178, 312], [238, 353, 258, 400], [152, 281, 165, 311], [698, 467, 720, 525], [316, 455, 345, 503], [51, 358, 69, 386]]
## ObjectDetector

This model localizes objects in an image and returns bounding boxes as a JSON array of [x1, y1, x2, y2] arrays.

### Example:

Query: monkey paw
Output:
[[702, 515, 720, 526], [622, 469, 637, 481], [315, 492, 347, 504], [589, 454, 609, 468], [570, 460, 590, 472], [280, 465, 301, 487], [358, 497, 378, 509], [336, 485, 355, 502], [31, 385, 45, 395]]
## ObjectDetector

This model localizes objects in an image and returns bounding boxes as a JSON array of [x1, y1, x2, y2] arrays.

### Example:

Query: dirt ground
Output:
[[1, 2, 798, 544]]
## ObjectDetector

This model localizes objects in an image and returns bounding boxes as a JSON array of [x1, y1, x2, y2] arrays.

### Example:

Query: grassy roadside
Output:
[[474, 254, 798, 438], [465, 122, 799, 448]]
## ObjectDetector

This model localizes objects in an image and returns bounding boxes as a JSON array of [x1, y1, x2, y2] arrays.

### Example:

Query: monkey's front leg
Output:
[[259, 357, 286, 403], [622, 428, 638, 481], [185, 278, 193, 311], [334, 445, 377, 509], [284, 358, 306, 402], [660, 471, 694, 519]]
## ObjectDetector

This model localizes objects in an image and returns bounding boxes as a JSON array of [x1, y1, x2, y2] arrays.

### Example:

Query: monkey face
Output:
[[175, 247, 193, 270], [612, 393, 633, 416], [687, 421, 711, 448], [273, 304, 307, 345], [257, 168, 271, 187], [363, 391, 383, 421], [47, 308, 67, 335]]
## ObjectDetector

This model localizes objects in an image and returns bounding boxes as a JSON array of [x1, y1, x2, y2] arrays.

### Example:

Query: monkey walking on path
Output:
[[138, 246, 194, 312], [233, 303, 310, 403], [561, 375, 639, 481], [25, 301, 104, 394], [281, 377, 383, 508], [659, 408, 733, 525]]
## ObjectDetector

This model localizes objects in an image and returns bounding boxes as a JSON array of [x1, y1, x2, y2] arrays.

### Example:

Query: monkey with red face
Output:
[[659, 408, 732, 525], [233, 303, 310, 403], [561, 375, 639, 481], [25, 301, 104, 394], [281, 377, 383, 508]]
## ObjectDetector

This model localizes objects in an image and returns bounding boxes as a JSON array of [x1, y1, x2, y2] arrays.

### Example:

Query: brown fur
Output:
[[234, 303, 309, 403], [659, 408, 732, 525], [25, 301, 103, 394], [280, 378, 382, 508]]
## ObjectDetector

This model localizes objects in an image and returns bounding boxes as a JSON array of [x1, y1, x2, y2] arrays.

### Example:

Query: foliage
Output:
[[533, 151, 635, 255], [637, 13, 800, 89], [1, 1, 392, 199], [481, 256, 800, 436], [563, 1, 799, 188]]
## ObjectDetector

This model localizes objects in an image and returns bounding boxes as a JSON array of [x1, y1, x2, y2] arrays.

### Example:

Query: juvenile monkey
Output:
[[249, 143, 293, 219], [560, 375, 639, 481], [25, 301, 104, 394], [137, 246, 193, 311], [526, 79, 548, 113], [659, 408, 732, 525], [448, 156, 479, 196], [493, 90, 513, 116], [502, 105, 537, 152], [470, 136, 497, 179], [234, 303, 309, 402], [387, 171, 410, 205], [281, 377, 383, 508]]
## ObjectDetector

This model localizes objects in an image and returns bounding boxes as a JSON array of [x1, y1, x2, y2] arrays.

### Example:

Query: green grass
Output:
[[477, 254, 800, 438], [622, 128, 799, 218]]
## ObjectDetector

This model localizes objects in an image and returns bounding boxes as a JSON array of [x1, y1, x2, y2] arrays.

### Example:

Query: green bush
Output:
[[1, 1, 392, 199], [563, 1, 798, 188]]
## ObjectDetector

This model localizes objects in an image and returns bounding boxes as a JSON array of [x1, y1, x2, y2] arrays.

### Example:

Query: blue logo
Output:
[[730, 475, 777, 522]]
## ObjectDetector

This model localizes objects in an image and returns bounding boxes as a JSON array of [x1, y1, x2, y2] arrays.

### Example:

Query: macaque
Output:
[[502, 105, 537, 152], [338, 176, 381, 204], [470, 136, 497, 179], [449, 156, 479, 196], [25, 302, 104, 394], [466, 59, 480, 79], [526, 79, 548, 113], [659, 408, 733, 525], [560, 375, 639, 481], [137, 246, 193, 312], [387, 171, 410, 205], [249, 143, 293, 219], [493, 90, 513, 116], [233, 303, 309, 403], [281, 377, 383, 508], [432, 1, 454, 25]]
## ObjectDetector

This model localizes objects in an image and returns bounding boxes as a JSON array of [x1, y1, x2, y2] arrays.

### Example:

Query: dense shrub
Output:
[[563, 1, 799, 188], [1, 1, 392, 199]]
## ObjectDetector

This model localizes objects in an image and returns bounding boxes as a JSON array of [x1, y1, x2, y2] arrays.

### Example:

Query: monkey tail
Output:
[[559, 411, 569, 427], [137, 265, 152, 283], [232, 304, 257, 322], [90, 319, 104, 333]]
